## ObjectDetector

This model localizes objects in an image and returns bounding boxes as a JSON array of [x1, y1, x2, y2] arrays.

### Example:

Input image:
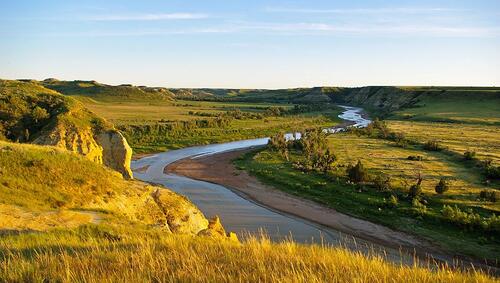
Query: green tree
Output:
[[347, 160, 368, 183], [409, 175, 423, 199], [435, 178, 449, 194]]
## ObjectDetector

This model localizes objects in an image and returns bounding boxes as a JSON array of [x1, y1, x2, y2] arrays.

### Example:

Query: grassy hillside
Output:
[[0, 141, 160, 231], [41, 79, 174, 102], [0, 80, 112, 142]]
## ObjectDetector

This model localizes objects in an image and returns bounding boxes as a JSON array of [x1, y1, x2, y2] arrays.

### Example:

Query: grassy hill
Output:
[[41, 79, 174, 102]]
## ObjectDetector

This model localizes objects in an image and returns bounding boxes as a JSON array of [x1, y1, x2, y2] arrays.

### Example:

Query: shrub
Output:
[[311, 149, 337, 173], [463, 150, 476, 160], [412, 198, 427, 216], [441, 205, 500, 233], [434, 178, 449, 194], [387, 195, 398, 208], [407, 155, 423, 161], [268, 132, 289, 160], [347, 160, 368, 183], [373, 174, 391, 191], [484, 165, 500, 180], [408, 176, 423, 199], [479, 190, 499, 202], [423, 140, 442, 151]]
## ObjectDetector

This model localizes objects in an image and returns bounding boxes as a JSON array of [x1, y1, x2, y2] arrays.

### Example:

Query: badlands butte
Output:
[[0, 79, 499, 282]]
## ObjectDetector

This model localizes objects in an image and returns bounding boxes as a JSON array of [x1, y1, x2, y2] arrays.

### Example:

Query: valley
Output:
[[0, 79, 499, 281]]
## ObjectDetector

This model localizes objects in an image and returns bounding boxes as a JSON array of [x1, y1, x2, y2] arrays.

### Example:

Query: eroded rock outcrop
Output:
[[151, 188, 209, 235], [96, 130, 133, 179], [198, 216, 239, 242], [150, 189, 239, 241], [34, 124, 133, 179]]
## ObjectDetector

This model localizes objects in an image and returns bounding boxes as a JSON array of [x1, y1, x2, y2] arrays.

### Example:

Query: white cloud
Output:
[[265, 7, 460, 14], [233, 21, 499, 37], [87, 13, 208, 21]]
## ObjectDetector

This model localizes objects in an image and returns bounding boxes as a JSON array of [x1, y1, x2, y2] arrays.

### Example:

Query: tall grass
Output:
[[0, 227, 494, 282]]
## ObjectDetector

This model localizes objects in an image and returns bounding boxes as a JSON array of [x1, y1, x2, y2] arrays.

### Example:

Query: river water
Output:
[[131, 106, 415, 262]]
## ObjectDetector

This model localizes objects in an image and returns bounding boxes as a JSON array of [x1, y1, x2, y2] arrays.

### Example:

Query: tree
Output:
[[409, 174, 423, 199], [312, 149, 337, 173], [347, 160, 368, 183], [268, 132, 289, 161], [373, 174, 391, 191], [435, 178, 449, 194]]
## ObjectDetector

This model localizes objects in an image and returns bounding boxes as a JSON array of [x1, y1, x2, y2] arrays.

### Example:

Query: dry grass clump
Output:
[[0, 227, 495, 282]]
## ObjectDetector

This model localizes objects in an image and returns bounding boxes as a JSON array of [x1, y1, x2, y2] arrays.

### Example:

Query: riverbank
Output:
[[165, 149, 453, 260]]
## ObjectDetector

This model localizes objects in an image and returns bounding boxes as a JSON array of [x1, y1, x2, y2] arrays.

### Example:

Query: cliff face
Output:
[[96, 130, 133, 179], [34, 125, 133, 179]]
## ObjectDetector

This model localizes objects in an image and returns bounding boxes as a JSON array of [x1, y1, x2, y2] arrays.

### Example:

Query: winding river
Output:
[[131, 106, 409, 253], [130, 105, 496, 270]]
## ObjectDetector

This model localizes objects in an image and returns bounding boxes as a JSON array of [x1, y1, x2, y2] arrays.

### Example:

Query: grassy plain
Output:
[[74, 96, 343, 153], [387, 121, 500, 164], [389, 92, 500, 125]]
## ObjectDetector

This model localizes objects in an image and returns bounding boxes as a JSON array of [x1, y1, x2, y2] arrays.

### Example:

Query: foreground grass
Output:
[[234, 138, 500, 261], [0, 226, 494, 282]]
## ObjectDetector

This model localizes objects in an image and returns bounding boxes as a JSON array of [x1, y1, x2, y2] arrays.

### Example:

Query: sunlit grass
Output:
[[0, 227, 494, 282], [387, 121, 500, 164], [327, 133, 498, 212]]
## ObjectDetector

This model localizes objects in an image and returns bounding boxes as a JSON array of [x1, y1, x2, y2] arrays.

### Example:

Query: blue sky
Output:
[[1, 0, 499, 88]]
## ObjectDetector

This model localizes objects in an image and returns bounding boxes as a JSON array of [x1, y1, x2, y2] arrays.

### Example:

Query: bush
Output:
[[407, 155, 423, 161], [311, 149, 337, 173], [479, 190, 499, 202], [408, 176, 423, 199], [434, 178, 449, 194], [412, 198, 427, 216], [268, 132, 289, 160], [373, 174, 391, 191], [347, 160, 368, 183], [463, 150, 476, 160], [387, 195, 398, 208], [423, 140, 442, 151], [484, 165, 500, 180], [441, 205, 500, 233]]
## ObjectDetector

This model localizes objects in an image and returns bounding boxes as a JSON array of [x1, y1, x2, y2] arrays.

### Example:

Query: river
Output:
[[131, 106, 417, 257]]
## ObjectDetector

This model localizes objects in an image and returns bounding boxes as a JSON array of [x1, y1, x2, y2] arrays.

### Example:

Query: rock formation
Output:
[[96, 130, 133, 179], [34, 123, 133, 179], [198, 216, 240, 242], [152, 188, 209, 235]]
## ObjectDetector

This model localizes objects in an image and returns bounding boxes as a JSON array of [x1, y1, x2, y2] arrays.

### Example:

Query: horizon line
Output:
[[7, 77, 500, 90]]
